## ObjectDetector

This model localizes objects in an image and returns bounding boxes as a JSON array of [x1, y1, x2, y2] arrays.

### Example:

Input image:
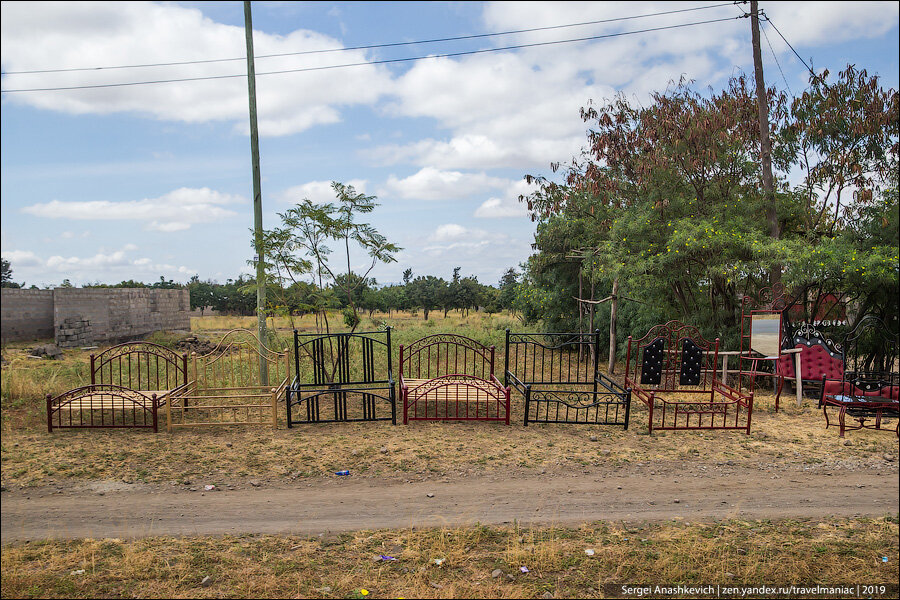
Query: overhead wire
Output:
[[3, 1, 746, 76], [761, 19, 793, 96], [1, 13, 748, 93], [760, 13, 817, 80]]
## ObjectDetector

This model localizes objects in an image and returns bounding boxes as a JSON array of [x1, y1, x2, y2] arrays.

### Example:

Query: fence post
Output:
[[489, 345, 496, 377], [387, 327, 396, 425], [504, 329, 510, 387], [523, 384, 531, 427]]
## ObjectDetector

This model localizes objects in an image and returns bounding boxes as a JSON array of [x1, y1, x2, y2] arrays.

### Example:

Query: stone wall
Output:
[[0, 289, 55, 343], [1, 288, 190, 344]]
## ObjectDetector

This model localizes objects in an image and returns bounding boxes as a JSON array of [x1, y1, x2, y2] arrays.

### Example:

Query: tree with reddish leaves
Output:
[[521, 67, 897, 351]]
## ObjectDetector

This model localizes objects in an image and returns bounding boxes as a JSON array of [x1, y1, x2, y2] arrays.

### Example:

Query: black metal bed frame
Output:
[[505, 330, 630, 428], [819, 316, 899, 437], [287, 328, 396, 426]]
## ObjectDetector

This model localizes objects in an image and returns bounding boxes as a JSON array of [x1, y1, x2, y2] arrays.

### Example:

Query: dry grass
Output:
[[2, 378, 897, 487], [2, 390, 897, 487], [3, 313, 898, 599], [2, 518, 897, 598]]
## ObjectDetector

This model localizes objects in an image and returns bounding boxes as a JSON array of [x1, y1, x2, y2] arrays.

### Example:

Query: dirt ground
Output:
[[3, 457, 897, 544]]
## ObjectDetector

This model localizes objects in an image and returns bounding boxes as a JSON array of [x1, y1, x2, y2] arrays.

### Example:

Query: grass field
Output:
[[2, 518, 898, 599], [2, 311, 898, 598]]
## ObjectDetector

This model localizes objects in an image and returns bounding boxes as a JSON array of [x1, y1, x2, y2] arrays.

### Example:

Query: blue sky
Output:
[[2, 1, 898, 288]]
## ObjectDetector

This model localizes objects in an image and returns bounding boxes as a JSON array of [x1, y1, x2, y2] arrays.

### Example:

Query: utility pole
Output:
[[750, 0, 781, 285], [244, 0, 268, 384]]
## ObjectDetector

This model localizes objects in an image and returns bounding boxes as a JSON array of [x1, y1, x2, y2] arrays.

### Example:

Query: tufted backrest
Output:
[[776, 323, 844, 382], [625, 320, 719, 392], [799, 344, 844, 380]]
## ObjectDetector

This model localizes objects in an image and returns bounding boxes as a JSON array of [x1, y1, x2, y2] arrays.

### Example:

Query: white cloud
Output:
[[2, 250, 42, 267], [474, 178, 538, 218], [764, 2, 898, 47], [275, 179, 368, 204], [432, 223, 472, 241], [0, 1, 393, 136], [382, 167, 508, 201], [2, 244, 196, 286], [21, 187, 243, 231]]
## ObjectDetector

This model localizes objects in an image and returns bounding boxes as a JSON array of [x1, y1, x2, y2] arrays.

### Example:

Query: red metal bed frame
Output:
[[625, 320, 754, 434], [399, 334, 510, 425], [47, 341, 189, 433]]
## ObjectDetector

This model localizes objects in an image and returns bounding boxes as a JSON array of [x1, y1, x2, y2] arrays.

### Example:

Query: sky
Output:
[[1, 1, 898, 289]]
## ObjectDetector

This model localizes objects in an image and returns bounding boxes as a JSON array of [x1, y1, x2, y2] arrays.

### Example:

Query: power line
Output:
[[761, 19, 792, 96], [761, 12, 816, 79], [1, 14, 747, 93], [3, 1, 745, 76]]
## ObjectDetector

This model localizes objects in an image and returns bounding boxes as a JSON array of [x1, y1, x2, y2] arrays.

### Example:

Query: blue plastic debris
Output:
[[335, 470, 350, 476]]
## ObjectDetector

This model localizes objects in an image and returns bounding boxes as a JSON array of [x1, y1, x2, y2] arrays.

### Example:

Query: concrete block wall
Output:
[[1, 288, 190, 344], [0, 289, 55, 343], [53, 288, 190, 344]]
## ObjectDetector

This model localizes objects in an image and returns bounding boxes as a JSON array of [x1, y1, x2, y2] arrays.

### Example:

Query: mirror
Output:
[[750, 312, 782, 357]]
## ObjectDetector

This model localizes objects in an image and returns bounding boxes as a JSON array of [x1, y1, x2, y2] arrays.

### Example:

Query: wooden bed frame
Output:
[[46, 342, 188, 432], [400, 334, 510, 425]]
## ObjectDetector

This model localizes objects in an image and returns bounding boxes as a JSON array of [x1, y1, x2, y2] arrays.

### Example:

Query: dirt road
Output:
[[3, 462, 897, 543]]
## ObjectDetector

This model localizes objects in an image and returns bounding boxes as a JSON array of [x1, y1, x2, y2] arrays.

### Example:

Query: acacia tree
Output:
[[781, 66, 899, 328], [263, 182, 400, 334], [522, 68, 898, 351]]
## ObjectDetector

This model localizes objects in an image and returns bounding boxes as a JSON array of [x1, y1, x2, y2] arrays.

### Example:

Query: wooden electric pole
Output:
[[750, 0, 781, 285], [244, 0, 268, 384]]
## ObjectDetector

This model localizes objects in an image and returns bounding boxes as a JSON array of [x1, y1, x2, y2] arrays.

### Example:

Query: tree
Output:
[[150, 276, 182, 289], [781, 66, 899, 328], [497, 267, 519, 313], [520, 67, 898, 355], [187, 275, 216, 315], [1, 258, 22, 288], [406, 275, 447, 320], [262, 181, 400, 334]]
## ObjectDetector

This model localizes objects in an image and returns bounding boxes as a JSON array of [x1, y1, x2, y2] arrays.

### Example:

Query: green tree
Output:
[[1, 258, 22, 288], [262, 182, 400, 333], [187, 275, 216, 315], [406, 275, 447, 320], [520, 67, 898, 353]]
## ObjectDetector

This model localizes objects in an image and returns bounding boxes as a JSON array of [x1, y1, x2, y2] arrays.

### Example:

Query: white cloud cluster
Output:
[[21, 187, 244, 232], [764, 2, 898, 46], [3, 1, 894, 163], [0, 1, 393, 136], [474, 177, 539, 218], [274, 179, 368, 205], [2, 244, 195, 286], [382, 167, 508, 201]]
